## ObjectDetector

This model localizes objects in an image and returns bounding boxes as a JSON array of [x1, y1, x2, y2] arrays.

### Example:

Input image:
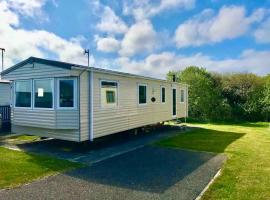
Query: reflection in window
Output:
[[15, 80, 31, 107], [101, 81, 118, 107], [161, 87, 166, 103], [34, 79, 53, 108], [139, 85, 147, 104], [59, 80, 75, 108], [106, 91, 115, 103], [180, 89, 185, 102]]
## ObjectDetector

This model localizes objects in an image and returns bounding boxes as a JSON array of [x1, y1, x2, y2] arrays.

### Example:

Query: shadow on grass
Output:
[[155, 127, 246, 153]]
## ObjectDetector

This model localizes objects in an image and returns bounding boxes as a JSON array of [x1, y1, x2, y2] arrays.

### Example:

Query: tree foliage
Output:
[[262, 75, 270, 121], [168, 67, 231, 121], [168, 67, 270, 122]]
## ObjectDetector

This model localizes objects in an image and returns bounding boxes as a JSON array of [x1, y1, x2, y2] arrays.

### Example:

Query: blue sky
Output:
[[0, 0, 270, 78]]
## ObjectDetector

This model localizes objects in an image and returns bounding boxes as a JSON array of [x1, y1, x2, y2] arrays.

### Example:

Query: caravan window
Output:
[[138, 84, 147, 104], [161, 87, 166, 103], [58, 79, 77, 108], [34, 79, 54, 108], [180, 89, 185, 103], [15, 80, 31, 108], [101, 80, 118, 107]]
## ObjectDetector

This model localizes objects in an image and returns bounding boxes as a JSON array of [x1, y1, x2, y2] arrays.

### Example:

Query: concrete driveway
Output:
[[1, 126, 186, 165], [0, 145, 226, 200]]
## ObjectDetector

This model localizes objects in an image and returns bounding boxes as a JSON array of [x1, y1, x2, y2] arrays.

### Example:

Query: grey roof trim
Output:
[[72, 66, 185, 84], [0, 57, 76, 76], [1, 56, 187, 85]]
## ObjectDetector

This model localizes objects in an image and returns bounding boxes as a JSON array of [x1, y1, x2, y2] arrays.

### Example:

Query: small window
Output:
[[138, 84, 147, 104], [101, 81, 118, 107], [15, 80, 31, 108], [161, 87, 166, 103], [59, 79, 76, 108], [106, 91, 115, 103], [180, 89, 185, 103], [34, 79, 53, 108]]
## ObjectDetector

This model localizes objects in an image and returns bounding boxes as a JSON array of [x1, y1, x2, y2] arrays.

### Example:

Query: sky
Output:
[[0, 0, 270, 78]]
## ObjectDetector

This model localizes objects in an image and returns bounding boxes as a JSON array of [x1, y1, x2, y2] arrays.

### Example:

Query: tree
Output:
[[262, 74, 270, 121], [220, 73, 265, 121], [168, 67, 231, 121]]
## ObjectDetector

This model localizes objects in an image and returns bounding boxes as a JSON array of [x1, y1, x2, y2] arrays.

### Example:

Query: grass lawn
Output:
[[0, 147, 83, 189], [8, 135, 40, 142], [155, 122, 270, 200]]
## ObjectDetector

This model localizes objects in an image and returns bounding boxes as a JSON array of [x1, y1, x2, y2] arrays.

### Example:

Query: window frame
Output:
[[14, 79, 32, 109], [161, 86, 166, 103], [33, 78, 54, 110], [180, 89, 185, 103], [57, 77, 77, 110], [100, 80, 119, 108], [138, 83, 147, 105]]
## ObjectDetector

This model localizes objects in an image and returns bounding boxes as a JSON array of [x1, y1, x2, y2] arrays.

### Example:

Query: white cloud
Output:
[[116, 50, 270, 78], [0, 2, 94, 69], [174, 6, 268, 48], [6, 0, 47, 17], [123, 0, 195, 20], [0, 1, 19, 26], [119, 20, 159, 56], [96, 36, 120, 53], [254, 17, 270, 43], [97, 6, 128, 34]]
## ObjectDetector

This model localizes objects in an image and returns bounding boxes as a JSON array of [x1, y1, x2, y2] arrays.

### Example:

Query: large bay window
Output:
[[101, 80, 118, 107], [14, 78, 77, 110], [58, 78, 76, 108], [34, 79, 53, 108], [15, 80, 31, 108]]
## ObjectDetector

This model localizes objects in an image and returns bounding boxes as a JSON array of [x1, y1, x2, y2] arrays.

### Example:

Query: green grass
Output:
[[9, 135, 40, 141], [156, 122, 270, 200], [0, 147, 83, 189]]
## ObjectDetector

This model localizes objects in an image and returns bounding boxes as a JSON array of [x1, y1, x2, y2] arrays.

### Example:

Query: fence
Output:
[[0, 105, 11, 132]]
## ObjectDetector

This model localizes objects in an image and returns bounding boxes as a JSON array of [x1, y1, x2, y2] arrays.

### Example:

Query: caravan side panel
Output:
[[92, 72, 188, 139], [12, 125, 79, 141], [79, 71, 90, 141]]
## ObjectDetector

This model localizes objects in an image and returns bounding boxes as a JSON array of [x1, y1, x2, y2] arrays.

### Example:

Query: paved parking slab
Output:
[[0, 146, 226, 200], [1, 127, 186, 165]]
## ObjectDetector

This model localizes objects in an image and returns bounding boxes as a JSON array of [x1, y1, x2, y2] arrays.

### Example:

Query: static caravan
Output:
[[1, 57, 188, 142], [0, 80, 10, 106]]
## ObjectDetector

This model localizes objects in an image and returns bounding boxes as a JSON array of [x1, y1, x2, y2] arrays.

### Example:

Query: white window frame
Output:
[[100, 80, 119, 108], [180, 89, 185, 103], [57, 78, 77, 110], [14, 79, 32, 109], [138, 83, 147, 105], [161, 86, 166, 104], [33, 78, 54, 110]]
